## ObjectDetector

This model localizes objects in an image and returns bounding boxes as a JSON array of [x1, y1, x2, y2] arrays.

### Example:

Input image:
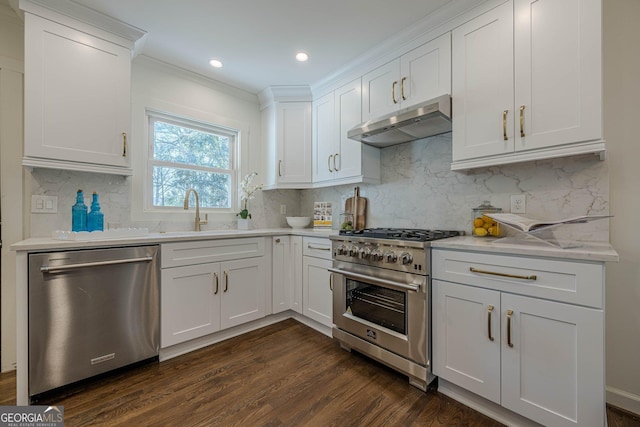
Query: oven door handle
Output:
[[328, 267, 421, 293]]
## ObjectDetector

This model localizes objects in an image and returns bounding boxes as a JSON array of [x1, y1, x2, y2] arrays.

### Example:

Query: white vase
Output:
[[237, 218, 254, 230]]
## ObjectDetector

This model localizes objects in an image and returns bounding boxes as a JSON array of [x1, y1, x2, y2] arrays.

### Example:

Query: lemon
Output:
[[473, 218, 484, 228], [474, 227, 488, 237]]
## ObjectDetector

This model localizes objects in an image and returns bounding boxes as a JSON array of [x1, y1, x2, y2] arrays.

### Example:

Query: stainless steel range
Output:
[[329, 228, 461, 391]]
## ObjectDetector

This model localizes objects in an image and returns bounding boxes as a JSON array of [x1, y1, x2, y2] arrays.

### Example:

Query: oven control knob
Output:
[[336, 244, 347, 255], [370, 249, 384, 261], [348, 246, 359, 257], [384, 251, 397, 263], [400, 252, 413, 265], [359, 247, 371, 259]]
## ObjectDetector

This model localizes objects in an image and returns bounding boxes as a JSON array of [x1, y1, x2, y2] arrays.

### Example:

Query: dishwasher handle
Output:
[[40, 256, 154, 273]]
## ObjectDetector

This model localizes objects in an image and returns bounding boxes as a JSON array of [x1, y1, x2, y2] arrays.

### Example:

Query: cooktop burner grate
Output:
[[338, 228, 462, 242]]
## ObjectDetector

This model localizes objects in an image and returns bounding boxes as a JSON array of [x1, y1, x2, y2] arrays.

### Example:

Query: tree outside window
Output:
[[149, 114, 236, 210]]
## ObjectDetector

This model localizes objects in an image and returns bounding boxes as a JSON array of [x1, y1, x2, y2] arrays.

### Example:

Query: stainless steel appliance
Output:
[[28, 245, 160, 398], [347, 95, 451, 147], [330, 228, 460, 390]]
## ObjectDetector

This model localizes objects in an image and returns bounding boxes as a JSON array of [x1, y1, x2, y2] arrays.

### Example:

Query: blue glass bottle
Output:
[[87, 192, 104, 232], [71, 189, 88, 231]]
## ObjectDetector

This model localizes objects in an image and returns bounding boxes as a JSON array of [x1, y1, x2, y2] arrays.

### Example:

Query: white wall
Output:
[[603, 0, 640, 415], [0, 0, 24, 372]]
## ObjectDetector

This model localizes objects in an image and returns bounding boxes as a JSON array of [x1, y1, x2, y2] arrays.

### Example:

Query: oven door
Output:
[[330, 263, 428, 366]]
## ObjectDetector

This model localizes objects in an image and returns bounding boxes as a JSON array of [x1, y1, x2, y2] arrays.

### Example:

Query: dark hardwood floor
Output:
[[1, 319, 638, 426]]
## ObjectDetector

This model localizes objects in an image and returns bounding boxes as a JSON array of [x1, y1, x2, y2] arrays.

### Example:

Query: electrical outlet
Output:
[[280, 204, 287, 215], [510, 194, 526, 214]]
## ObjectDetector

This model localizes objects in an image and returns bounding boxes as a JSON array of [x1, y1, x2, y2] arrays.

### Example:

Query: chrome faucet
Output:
[[183, 188, 208, 231]]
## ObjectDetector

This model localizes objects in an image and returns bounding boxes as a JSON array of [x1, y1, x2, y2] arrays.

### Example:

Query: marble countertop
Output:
[[12, 229, 618, 262], [11, 228, 338, 252], [432, 235, 619, 263]]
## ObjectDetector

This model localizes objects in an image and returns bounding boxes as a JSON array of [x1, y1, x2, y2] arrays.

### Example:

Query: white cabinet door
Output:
[[302, 256, 333, 327], [277, 102, 312, 184], [361, 59, 401, 121], [291, 236, 303, 314], [24, 13, 131, 172], [400, 33, 452, 108], [433, 280, 501, 404], [271, 236, 291, 314], [514, 0, 602, 151], [334, 78, 365, 181], [161, 263, 221, 347], [312, 93, 336, 183], [501, 293, 605, 427], [220, 257, 266, 329], [452, 1, 514, 162]]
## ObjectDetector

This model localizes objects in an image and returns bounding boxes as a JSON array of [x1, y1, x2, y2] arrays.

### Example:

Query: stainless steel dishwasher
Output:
[[28, 245, 159, 398]]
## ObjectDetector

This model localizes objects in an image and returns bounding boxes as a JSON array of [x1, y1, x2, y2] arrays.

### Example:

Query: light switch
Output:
[[31, 195, 58, 213]]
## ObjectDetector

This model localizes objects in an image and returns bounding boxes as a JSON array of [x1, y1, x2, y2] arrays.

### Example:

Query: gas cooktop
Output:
[[338, 228, 462, 242]]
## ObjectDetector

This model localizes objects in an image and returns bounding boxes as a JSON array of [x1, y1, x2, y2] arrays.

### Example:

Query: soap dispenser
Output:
[[72, 189, 88, 231], [87, 192, 104, 232]]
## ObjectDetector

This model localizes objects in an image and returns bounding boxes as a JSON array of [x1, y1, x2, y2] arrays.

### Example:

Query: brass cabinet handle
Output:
[[328, 155, 333, 172], [278, 160, 282, 177], [401, 76, 407, 100], [503, 110, 509, 141], [392, 81, 398, 104], [519, 105, 526, 137], [487, 305, 495, 341], [469, 267, 537, 281], [507, 309, 514, 347], [329, 274, 333, 291], [333, 153, 339, 171], [307, 244, 330, 251], [122, 132, 127, 157], [223, 271, 228, 292], [213, 272, 219, 295]]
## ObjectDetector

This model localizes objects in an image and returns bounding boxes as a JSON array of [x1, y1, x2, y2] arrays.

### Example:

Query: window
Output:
[[148, 112, 237, 211]]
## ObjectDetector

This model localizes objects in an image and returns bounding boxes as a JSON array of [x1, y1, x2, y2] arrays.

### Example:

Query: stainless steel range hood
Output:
[[347, 94, 451, 148]]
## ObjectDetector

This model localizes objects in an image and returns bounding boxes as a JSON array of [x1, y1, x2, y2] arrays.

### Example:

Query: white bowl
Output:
[[286, 216, 311, 229]]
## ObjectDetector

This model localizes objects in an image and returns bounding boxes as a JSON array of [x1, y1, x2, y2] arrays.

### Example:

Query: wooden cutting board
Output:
[[344, 186, 367, 230]]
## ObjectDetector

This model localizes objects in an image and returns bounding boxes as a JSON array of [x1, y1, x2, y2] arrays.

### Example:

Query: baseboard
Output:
[[437, 379, 543, 427], [607, 386, 640, 417], [289, 312, 333, 338]]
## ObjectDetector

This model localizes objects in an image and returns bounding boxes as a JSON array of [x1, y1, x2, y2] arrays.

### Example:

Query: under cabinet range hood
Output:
[[347, 94, 452, 147]]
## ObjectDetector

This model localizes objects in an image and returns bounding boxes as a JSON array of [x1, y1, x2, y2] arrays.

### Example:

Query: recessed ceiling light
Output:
[[209, 59, 223, 68], [295, 52, 309, 62]]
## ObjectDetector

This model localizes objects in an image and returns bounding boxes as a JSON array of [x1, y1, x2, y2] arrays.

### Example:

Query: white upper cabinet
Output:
[[260, 87, 313, 189], [451, 0, 604, 169], [22, 9, 138, 175], [312, 78, 380, 187], [362, 33, 451, 121]]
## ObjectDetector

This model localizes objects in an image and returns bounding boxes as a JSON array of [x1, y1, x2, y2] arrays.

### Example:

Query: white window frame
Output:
[[146, 111, 238, 213], [130, 102, 247, 225]]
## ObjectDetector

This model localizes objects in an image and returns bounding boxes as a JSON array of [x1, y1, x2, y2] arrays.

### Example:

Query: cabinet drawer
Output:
[[303, 237, 332, 260], [162, 238, 265, 268], [432, 249, 603, 308]]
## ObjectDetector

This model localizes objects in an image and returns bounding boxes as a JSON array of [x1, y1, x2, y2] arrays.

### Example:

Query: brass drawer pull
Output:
[[519, 105, 526, 137], [213, 272, 219, 295], [507, 309, 514, 347], [401, 76, 407, 100], [469, 267, 537, 281], [223, 271, 229, 292], [307, 244, 330, 251], [487, 305, 495, 341]]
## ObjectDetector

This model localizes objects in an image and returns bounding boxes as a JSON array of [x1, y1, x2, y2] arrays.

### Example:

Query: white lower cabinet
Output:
[[302, 237, 333, 327], [432, 249, 605, 427], [161, 239, 266, 348]]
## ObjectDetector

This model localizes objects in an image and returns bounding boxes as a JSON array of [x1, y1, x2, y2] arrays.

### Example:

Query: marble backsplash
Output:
[[301, 134, 610, 242], [29, 133, 609, 242]]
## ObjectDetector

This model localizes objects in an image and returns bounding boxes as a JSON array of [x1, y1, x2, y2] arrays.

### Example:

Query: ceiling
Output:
[[67, 0, 456, 94]]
